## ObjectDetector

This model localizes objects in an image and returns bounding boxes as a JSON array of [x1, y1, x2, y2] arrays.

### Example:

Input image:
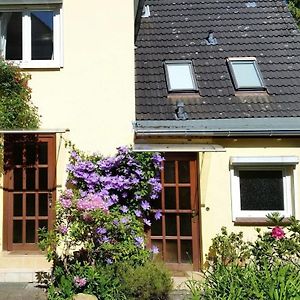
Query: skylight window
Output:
[[164, 60, 198, 92], [227, 58, 265, 90]]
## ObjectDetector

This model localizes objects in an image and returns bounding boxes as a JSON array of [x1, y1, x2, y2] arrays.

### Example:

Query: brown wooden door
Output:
[[3, 134, 56, 251], [150, 153, 200, 271]]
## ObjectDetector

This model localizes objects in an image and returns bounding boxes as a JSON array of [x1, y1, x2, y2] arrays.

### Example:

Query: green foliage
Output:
[[116, 261, 173, 300], [0, 58, 40, 129], [288, 0, 300, 28], [206, 227, 250, 266], [187, 214, 300, 300]]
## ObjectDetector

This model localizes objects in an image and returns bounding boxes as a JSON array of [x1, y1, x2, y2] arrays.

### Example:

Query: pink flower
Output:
[[271, 226, 285, 240], [74, 276, 87, 288]]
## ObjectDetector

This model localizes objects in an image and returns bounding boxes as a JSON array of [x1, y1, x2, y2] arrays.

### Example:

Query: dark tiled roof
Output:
[[135, 0, 300, 121]]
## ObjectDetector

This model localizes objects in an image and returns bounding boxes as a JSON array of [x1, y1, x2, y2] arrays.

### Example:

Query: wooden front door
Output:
[[150, 153, 200, 271], [3, 134, 56, 251]]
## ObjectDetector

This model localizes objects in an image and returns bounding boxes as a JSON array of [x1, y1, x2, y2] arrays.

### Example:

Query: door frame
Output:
[[3, 133, 56, 251], [150, 152, 201, 271]]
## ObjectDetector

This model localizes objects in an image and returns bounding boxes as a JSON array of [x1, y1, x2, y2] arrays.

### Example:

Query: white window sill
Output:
[[7, 60, 62, 69]]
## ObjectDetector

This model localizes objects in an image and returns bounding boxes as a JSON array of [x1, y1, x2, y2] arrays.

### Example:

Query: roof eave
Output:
[[133, 117, 300, 138]]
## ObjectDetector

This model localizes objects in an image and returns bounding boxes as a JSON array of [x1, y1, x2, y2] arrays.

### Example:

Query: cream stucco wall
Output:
[[29, 0, 135, 156], [199, 138, 300, 264]]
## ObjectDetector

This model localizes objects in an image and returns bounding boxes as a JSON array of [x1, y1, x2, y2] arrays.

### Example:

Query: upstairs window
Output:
[[227, 57, 265, 90], [164, 60, 198, 92], [0, 1, 62, 68]]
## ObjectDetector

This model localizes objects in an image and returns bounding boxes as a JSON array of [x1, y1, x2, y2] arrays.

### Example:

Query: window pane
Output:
[[13, 220, 23, 243], [26, 168, 36, 190], [26, 194, 35, 216], [179, 187, 191, 209], [39, 220, 48, 231], [151, 217, 162, 236], [164, 161, 175, 183], [13, 143, 23, 165], [39, 193, 48, 216], [181, 240, 193, 263], [166, 240, 178, 262], [178, 161, 190, 183], [240, 170, 284, 211], [166, 63, 195, 90], [165, 187, 176, 209], [39, 168, 48, 190], [31, 11, 53, 60], [26, 220, 35, 243], [26, 143, 37, 165], [38, 142, 48, 164], [165, 214, 177, 236], [5, 12, 22, 60], [231, 61, 263, 88], [180, 214, 192, 236], [14, 168, 23, 190], [13, 194, 23, 217]]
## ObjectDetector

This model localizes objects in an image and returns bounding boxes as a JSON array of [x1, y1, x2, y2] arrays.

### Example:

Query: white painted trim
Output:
[[230, 161, 297, 221], [230, 156, 299, 166], [133, 143, 225, 152], [3, 6, 62, 69]]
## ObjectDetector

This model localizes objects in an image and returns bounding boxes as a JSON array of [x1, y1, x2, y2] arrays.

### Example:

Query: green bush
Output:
[[117, 261, 173, 300], [187, 214, 300, 300]]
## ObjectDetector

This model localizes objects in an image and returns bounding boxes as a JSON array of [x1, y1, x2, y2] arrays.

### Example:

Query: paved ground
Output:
[[0, 283, 47, 300]]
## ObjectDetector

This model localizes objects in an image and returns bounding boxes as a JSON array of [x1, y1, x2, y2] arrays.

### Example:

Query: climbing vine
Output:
[[0, 58, 40, 129]]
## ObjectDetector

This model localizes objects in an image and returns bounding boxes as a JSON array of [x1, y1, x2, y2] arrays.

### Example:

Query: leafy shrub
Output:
[[116, 261, 173, 300], [38, 146, 172, 299], [187, 213, 300, 300], [0, 58, 39, 129]]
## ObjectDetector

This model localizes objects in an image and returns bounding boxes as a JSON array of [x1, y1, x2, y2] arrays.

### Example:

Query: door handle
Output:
[[192, 210, 198, 218]]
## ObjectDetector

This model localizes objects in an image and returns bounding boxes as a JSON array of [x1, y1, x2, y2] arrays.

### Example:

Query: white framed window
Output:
[[164, 60, 198, 92], [0, 3, 62, 68], [227, 57, 265, 90], [230, 156, 299, 222]]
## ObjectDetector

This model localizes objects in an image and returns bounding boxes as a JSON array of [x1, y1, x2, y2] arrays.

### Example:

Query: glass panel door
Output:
[[4, 134, 56, 251], [150, 153, 200, 271]]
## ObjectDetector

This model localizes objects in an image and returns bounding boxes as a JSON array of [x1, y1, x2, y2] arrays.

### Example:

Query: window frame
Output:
[[227, 57, 265, 91], [0, 5, 62, 68], [164, 60, 198, 92], [230, 156, 298, 222]]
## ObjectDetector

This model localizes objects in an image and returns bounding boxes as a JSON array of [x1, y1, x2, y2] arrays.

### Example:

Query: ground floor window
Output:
[[3, 134, 56, 251], [150, 152, 200, 271], [230, 156, 298, 223]]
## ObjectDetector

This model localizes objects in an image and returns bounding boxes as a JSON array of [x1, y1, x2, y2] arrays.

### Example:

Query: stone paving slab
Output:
[[0, 282, 47, 300]]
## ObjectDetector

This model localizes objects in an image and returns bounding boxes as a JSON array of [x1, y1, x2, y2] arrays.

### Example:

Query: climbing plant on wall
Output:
[[0, 58, 40, 129]]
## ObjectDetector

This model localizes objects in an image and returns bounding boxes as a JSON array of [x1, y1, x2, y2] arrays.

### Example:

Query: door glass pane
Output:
[[165, 214, 177, 236], [39, 168, 48, 190], [164, 161, 175, 183], [13, 220, 22, 243], [26, 168, 35, 190], [151, 218, 162, 236], [13, 143, 23, 165], [178, 161, 190, 183], [26, 143, 37, 165], [152, 196, 161, 209], [179, 187, 191, 209], [26, 220, 35, 243], [5, 12, 22, 60], [26, 194, 35, 216], [38, 142, 48, 164], [39, 193, 48, 216], [151, 240, 163, 259], [240, 170, 284, 210], [13, 194, 23, 217], [166, 240, 178, 262], [39, 220, 48, 231], [181, 240, 193, 263], [180, 214, 192, 236], [31, 11, 54, 60], [14, 168, 23, 190], [165, 187, 176, 209]]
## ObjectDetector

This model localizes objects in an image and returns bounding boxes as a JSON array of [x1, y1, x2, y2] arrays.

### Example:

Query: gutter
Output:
[[133, 118, 300, 138]]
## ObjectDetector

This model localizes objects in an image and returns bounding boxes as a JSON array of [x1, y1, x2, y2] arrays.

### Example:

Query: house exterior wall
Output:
[[0, 0, 135, 277], [30, 0, 135, 155], [199, 137, 300, 265]]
